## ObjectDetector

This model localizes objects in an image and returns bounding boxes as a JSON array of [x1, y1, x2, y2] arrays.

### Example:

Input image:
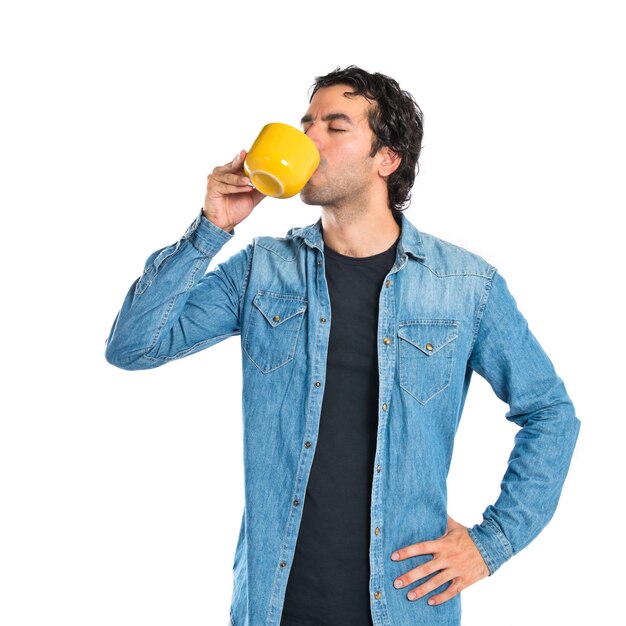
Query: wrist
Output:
[[202, 210, 235, 234]]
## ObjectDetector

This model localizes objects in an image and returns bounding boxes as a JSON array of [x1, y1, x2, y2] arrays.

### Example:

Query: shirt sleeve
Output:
[[104, 213, 253, 371], [466, 271, 580, 574]]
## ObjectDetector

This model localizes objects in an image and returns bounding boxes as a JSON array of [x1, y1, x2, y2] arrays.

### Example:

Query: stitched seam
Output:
[[483, 518, 514, 559], [185, 257, 205, 291], [467, 266, 497, 359], [398, 319, 458, 327], [146, 296, 177, 352], [238, 244, 255, 315], [189, 220, 231, 256], [143, 332, 239, 362], [467, 527, 496, 574], [145, 258, 206, 354], [418, 260, 494, 279], [256, 237, 306, 261], [255, 290, 307, 302]]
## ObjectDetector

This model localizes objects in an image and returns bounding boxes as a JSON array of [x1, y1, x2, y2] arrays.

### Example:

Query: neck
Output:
[[320, 205, 401, 257]]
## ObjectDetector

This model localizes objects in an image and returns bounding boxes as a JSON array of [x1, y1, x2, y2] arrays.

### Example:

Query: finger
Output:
[[208, 180, 254, 196], [210, 172, 251, 187], [214, 150, 248, 174], [393, 558, 440, 589], [230, 150, 246, 169], [426, 579, 463, 606], [406, 572, 453, 602], [391, 539, 439, 561]]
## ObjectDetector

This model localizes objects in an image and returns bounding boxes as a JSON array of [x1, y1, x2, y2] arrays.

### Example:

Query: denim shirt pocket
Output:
[[398, 319, 459, 405], [244, 291, 308, 373]]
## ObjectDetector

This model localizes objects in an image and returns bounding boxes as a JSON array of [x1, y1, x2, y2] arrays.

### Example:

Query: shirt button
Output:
[[320, 317, 327, 323], [279, 561, 287, 568], [374, 527, 381, 536], [425, 343, 434, 352], [293, 499, 300, 507], [385, 280, 391, 287], [314, 381, 321, 387], [383, 337, 391, 345], [377, 465, 382, 473], [374, 591, 382, 600], [273, 315, 280, 322], [382, 403, 388, 411], [304, 441, 311, 448]]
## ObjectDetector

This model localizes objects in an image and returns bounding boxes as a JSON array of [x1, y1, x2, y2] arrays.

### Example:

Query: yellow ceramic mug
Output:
[[243, 123, 320, 199]]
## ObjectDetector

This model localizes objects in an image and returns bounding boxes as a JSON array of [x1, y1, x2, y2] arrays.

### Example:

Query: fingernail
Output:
[[408, 591, 417, 601], [428, 598, 436, 606], [394, 579, 403, 589], [391, 552, 400, 561]]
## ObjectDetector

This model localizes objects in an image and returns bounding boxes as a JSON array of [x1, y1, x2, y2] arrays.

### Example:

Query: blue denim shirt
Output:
[[105, 212, 580, 626]]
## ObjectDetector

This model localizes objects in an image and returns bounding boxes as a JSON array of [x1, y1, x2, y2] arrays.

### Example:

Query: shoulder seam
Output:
[[468, 266, 498, 357], [238, 242, 255, 315]]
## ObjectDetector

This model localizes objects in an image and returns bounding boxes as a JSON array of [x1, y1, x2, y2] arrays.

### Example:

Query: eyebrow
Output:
[[300, 112, 355, 126]]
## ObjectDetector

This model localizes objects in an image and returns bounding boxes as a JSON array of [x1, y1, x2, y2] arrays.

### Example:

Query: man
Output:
[[105, 66, 580, 626]]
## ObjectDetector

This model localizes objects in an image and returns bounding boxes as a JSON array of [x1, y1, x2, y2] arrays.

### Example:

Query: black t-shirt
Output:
[[280, 235, 399, 626]]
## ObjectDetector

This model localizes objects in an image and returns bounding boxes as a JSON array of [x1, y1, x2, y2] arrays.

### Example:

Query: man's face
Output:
[[299, 84, 382, 208]]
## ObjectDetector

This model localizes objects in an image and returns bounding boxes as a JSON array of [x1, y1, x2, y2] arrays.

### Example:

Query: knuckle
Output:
[[422, 580, 436, 595], [424, 557, 440, 573]]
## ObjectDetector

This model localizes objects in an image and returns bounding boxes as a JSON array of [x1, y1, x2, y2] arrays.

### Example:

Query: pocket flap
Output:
[[398, 320, 458, 355], [253, 292, 307, 327]]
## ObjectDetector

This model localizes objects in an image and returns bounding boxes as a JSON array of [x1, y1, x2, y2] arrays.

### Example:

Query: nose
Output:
[[304, 124, 323, 151]]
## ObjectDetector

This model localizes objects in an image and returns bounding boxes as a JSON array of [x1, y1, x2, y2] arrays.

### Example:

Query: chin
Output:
[[300, 186, 318, 206]]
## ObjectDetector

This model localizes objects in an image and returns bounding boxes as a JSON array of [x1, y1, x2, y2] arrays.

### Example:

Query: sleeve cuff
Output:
[[182, 211, 234, 256], [468, 519, 514, 575]]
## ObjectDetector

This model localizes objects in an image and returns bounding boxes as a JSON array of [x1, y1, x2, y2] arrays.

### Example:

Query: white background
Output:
[[1, 1, 623, 624]]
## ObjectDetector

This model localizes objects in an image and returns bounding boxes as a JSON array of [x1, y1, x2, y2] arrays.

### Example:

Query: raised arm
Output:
[[105, 151, 265, 370]]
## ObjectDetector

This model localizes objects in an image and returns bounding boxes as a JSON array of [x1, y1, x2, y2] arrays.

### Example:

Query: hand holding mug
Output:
[[203, 123, 320, 232], [203, 150, 266, 233]]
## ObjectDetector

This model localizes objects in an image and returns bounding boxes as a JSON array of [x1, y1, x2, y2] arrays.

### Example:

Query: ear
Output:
[[378, 148, 402, 177]]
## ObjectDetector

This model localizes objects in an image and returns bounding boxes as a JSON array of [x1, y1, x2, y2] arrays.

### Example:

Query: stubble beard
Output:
[[300, 180, 333, 207], [300, 159, 373, 211]]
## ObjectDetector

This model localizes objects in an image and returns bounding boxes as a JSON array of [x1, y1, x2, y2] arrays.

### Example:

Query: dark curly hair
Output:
[[310, 66, 424, 217]]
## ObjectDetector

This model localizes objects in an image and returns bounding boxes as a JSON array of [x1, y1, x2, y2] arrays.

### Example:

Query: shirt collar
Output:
[[286, 213, 426, 261]]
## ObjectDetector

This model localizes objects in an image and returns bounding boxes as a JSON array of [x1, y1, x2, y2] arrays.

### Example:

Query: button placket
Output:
[[371, 271, 396, 608]]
